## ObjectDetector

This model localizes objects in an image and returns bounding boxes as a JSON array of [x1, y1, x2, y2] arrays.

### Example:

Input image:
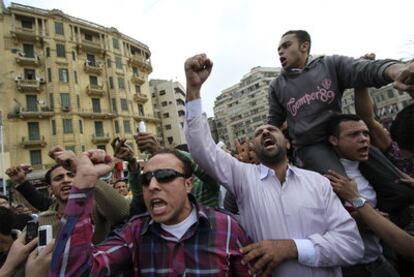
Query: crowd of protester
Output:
[[0, 30, 413, 276]]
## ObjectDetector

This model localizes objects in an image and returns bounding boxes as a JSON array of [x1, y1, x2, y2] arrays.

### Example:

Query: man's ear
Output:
[[300, 41, 310, 54], [328, 135, 338, 146], [185, 176, 193, 193]]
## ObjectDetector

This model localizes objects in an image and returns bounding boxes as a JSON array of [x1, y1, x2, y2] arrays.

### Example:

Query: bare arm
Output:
[[354, 87, 392, 152]]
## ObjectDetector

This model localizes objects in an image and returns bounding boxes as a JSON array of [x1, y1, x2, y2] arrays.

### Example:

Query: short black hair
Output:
[[45, 164, 63, 185], [326, 114, 362, 138], [390, 103, 414, 153], [148, 148, 193, 178], [282, 30, 311, 54]]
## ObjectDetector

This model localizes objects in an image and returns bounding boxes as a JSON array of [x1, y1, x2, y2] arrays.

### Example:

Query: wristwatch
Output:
[[350, 197, 367, 209]]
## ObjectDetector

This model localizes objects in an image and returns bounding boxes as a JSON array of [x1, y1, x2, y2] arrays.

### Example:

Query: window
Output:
[[138, 104, 144, 116], [163, 113, 169, 118], [30, 150, 42, 166], [94, 121, 104, 136], [167, 137, 173, 145], [60, 93, 70, 108], [47, 68, 52, 82], [165, 124, 172, 130], [115, 57, 122, 69], [81, 145, 85, 152], [55, 22, 64, 35], [51, 120, 56, 135], [26, 95, 38, 111], [76, 95, 80, 109], [387, 89, 394, 98], [72, 51, 76, 61], [46, 47, 50, 57], [58, 68, 69, 82], [132, 67, 139, 75], [159, 90, 166, 95], [63, 119, 73, 134], [109, 77, 114, 89], [28, 122, 40, 140], [112, 38, 120, 49], [49, 93, 54, 109], [114, 120, 120, 133], [65, 145, 75, 152], [21, 19, 33, 29], [74, 71, 78, 84], [89, 76, 98, 86], [123, 120, 131, 133], [97, 145, 106, 151], [111, 98, 117, 113], [92, 98, 101, 113], [120, 99, 128, 111], [118, 77, 125, 89], [56, 43, 66, 58], [86, 54, 96, 66], [24, 69, 35, 80], [79, 120, 83, 134], [107, 58, 112, 67], [135, 85, 141, 93], [161, 101, 168, 107], [23, 44, 34, 58], [178, 110, 185, 116], [84, 33, 92, 41]]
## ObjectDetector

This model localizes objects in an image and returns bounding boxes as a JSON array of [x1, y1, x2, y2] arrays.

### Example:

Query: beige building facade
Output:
[[213, 66, 280, 150], [150, 79, 186, 147], [0, 2, 158, 175], [342, 84, 413, 124]]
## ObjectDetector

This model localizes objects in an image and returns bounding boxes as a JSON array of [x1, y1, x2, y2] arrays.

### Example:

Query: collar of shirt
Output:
[[140, 195, 211, 237], [259, 163, 295, 181]]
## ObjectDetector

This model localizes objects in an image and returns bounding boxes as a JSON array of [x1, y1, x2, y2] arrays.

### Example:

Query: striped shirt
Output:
[[50, 187, 251, 276]]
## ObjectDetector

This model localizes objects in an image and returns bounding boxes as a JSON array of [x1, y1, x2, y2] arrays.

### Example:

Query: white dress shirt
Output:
[[184, 99, 364, 277]]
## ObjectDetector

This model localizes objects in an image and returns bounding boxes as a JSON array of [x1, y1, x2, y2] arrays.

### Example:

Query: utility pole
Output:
[[0, 111, 6, 195]]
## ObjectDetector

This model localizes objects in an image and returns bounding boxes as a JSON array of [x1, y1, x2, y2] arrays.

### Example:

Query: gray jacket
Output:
[[268, 55, 396, 147]]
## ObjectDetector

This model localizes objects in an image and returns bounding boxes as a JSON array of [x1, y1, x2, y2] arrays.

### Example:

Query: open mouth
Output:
[[263, 137, 275, 148], [61, 185, 72, 193], [151, 198, 168, 214], [280, 57, 287, 66], [357, 146, 369, 155]]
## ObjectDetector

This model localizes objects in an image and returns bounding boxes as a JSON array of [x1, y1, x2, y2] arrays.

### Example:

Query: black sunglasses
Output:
[[141, 169, 186, 187]]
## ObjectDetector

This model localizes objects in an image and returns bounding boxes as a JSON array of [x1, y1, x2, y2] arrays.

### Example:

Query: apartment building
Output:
[[150, 79, 186, 147], [0, 2, 159, 175], [342, 84, 413, 124], [213, 66, 280, 149]]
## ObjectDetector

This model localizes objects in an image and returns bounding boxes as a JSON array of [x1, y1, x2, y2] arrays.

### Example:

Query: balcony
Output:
[[11, 26, 43, 42], [21, 136, 47, 149], [131, 73, 145, 85], [91, 133, 111, 144], [84, 61, 103, 75], [78, 108, 115, 119], [86, 84, 105, 97], [133, 113, 160, 123], [77, 39, 105, 54], [15, 78, 43, 92], [15, 52, 41, 66], [11, 106, 54, 119], [133, 93, 148, 104], [128, 55, 152, 73]]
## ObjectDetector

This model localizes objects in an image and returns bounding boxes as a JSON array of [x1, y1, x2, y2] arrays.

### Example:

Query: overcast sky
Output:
[[4, 0, 413, 116]]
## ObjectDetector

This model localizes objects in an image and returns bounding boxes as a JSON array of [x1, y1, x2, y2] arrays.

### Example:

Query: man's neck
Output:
[[266, 158, 289, 184], [56, 200, 66, 219]]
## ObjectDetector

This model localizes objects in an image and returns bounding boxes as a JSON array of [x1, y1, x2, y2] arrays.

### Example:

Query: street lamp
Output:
[[0, 111, 6, 195]]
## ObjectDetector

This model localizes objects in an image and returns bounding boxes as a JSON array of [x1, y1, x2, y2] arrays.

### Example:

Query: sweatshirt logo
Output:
[[287, 79, 336, 116]]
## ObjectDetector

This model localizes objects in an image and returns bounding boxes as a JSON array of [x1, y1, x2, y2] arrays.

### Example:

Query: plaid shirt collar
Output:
[[140, 194, 211, 236]]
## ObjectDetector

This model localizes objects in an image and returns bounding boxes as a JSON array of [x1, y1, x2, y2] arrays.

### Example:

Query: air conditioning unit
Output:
[[62, 106, 71, 112], [39, 78, 46, 84]]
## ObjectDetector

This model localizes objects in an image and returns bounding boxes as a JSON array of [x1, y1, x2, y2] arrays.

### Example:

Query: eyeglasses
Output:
[[141, 169, 186, 187]]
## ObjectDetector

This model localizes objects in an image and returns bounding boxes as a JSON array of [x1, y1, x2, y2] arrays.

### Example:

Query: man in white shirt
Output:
[[184, 53, 364, 277], [325, 114, 399, 277]]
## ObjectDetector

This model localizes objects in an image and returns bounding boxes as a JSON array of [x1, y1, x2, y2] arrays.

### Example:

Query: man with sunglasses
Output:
[[50, 148, 251, 276], [184, 54, 364, 276]]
